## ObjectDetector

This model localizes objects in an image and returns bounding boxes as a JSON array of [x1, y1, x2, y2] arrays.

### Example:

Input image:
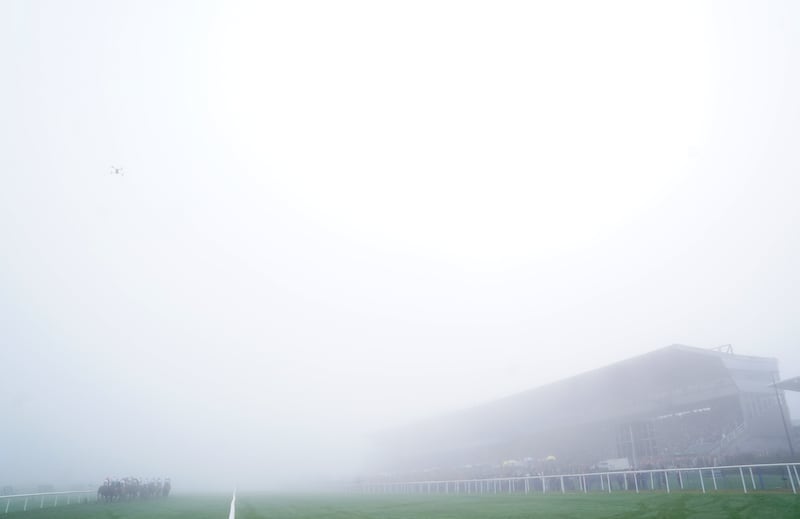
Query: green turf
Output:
[[234, 493, 800, 519], [4, 492, 800, 519]]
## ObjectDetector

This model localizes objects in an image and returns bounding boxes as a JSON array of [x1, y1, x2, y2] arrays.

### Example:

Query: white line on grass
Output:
[[228, 489, 236, 519]]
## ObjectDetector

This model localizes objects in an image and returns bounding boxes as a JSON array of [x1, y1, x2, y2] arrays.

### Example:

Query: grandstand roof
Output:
[[773, 375, 800, 392]]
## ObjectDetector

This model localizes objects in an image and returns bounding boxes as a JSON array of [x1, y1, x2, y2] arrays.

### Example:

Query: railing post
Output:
[[699, 469, 705, 494], [634, 472, 639, 493], [739, 467, 747, 493], [23, 499, 27, 512], [749, 467, 756, 490], [5, 499, 10, 514], [560, 476, 565, 494], [711, 468, 717, 491], [607, 473, 612, 493], [665, 471, 670, 494], [678, 471, 684, 490], [788, 465, 797, 494]]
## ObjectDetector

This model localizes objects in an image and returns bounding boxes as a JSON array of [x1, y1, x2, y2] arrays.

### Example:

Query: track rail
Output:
[[360, 462, 800, 496], [2, 490, 95, 514], [228, 489, 236, 519]]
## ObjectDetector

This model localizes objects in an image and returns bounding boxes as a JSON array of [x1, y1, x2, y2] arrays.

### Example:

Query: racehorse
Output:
[[97, 477, 170, 502], [97, 481, 121, 502]]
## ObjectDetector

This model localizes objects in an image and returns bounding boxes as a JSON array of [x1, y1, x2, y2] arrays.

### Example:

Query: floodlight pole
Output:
[[771, 374, 795, 457]]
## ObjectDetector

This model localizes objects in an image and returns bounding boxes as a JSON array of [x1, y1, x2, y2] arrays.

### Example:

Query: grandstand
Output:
[[372, 345, 794, 481]]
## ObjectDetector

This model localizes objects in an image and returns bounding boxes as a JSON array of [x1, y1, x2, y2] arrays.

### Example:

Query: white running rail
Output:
[[228, 489, 236, 519], [359, 462, 800, 496], [2, 490, 95, 514]]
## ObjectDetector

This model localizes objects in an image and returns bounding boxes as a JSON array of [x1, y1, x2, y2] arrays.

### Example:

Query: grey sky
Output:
[[1, 0, 799, 490]]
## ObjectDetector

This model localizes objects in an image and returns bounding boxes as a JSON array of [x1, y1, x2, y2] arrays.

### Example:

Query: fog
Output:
[[2, 0, 799, 492]]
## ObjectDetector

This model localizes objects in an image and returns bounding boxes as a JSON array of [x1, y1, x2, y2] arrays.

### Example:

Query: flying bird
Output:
[[109, 166, 124, 176]]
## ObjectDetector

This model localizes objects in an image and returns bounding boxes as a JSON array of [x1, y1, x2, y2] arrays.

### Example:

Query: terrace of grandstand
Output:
[[371, 345, 795, 481]]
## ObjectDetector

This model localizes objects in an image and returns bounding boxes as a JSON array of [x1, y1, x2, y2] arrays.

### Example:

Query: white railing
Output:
[[2, 490, 95, 514], [228, 489, 236, 519], [360, 462, 800, 496]]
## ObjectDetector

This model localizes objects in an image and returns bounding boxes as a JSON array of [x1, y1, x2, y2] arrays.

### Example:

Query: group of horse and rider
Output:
[[97, 477, 171, 502]]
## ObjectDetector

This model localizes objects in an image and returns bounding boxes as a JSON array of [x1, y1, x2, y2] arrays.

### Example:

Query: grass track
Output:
[[234, 493, 800, 519], [5, 492, 800, 519]]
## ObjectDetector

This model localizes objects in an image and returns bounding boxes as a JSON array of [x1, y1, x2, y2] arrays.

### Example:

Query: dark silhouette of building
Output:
[[373, 345, 793, 479]]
